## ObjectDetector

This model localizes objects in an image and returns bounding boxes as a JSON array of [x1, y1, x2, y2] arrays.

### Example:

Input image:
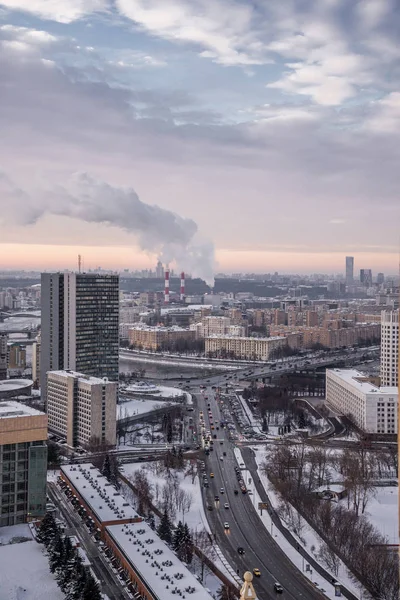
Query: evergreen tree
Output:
[[147, 512, 156, 530], [64, 558, 86, 600], [181, 523, 193, 564], [110, 457, 121, 490], [157, 509, 173, 545], [101, 454, 112, 481], [82, 574, 102, 600], [36, 513, 57, 547], [172, 521, 184, 554], [57, 536, 76, 592], [48, 529, 65, 574]]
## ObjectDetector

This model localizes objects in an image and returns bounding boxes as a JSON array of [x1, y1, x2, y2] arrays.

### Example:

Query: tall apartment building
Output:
[[0, 334, 7, 380], [32, 333, 41, 386], [47, 370, 117, 448], [360, 268, 372, 287], [193, 316, 232, 338], [128, 325, 195, 351], [326, 369, 397, 434], [0, 401, 47, 526], [345, 256, 354, 285], [41, 273, 119, 405], [380, 310, 399, 387]]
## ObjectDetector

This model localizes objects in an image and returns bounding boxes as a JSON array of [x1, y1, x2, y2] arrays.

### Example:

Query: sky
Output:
[[0, 0, 399, 278]]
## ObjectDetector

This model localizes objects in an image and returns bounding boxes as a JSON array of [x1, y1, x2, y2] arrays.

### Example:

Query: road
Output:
[[48, 482, 130, 600], [196, 387, 326, 600]]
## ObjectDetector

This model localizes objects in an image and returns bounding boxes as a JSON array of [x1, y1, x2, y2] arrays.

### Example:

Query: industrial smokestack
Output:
[[165, 268, 170, 304], [180, 271, 185, 302]]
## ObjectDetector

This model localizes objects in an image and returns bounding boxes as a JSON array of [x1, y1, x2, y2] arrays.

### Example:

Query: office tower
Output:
[[0, 334, 7, 380], [0, 401, 47, 526], [32, 333, 41, 386], [47, 371, 117, 447], [155, 260, 164, 279], [381, 310, 399, 387], [360, 268, 372, 287], [41, 273, 119, 405], [8, 344, 26, 371], [345, 256, 354, 285]]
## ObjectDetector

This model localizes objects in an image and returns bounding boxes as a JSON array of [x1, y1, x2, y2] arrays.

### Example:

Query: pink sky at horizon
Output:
[[0, 244, 397, 276]]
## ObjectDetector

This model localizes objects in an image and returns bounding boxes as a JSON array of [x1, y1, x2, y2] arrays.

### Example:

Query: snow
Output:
[[118, 398, 178, 418], [250, 450, 370, 600], [0, 524, 32, 545], [61, 464, 140, 524], [106, 522, 214, 600], [365, 487, 398, 544], [0, 540, 64, 600]]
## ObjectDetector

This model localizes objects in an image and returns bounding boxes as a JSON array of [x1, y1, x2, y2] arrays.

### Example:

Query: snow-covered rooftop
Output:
[[0, 400, 44, 419], [106, 522, 214, 600], [49, 370, 114, 385], [328, 369, 398, 396], [61, 464, 140, 524]]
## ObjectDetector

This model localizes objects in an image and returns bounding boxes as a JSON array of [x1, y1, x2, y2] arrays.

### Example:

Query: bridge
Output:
[[0, 312, 40, 318]]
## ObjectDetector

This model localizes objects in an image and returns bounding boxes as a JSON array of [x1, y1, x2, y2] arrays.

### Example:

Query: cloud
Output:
[[0, 0, 108, 23], [363, 92, 400, 133]]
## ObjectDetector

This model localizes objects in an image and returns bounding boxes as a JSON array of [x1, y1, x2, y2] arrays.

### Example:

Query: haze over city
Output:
[[0, 0, 399, 277]]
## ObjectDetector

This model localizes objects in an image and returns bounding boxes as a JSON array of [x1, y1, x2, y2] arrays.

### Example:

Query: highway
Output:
[[196, 387, 326, 600]]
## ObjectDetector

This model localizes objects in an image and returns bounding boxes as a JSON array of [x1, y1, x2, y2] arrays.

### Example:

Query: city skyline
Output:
[[0, 2, 400, 275]]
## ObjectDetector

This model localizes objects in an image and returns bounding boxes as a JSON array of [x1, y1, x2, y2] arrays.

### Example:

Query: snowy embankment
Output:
[[123, 461, 238, 586], [247, 449, 370, 600]]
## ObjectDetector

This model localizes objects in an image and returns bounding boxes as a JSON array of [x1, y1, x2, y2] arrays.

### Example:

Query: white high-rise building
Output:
[[47, 370, 117, 447], [381, 310, 399, 387]]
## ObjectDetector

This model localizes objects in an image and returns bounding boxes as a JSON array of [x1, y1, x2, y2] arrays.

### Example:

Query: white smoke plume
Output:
[[0, 172, 215, 283]]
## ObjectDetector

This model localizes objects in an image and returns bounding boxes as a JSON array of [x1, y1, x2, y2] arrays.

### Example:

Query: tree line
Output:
[[263, 441, 399, 599], [36, 513, 102, 600]]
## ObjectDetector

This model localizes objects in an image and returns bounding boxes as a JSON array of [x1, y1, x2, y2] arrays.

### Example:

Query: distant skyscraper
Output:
[[381, 310, 399, 387], [377, 272, 385, 285], [345, 256, 354, 285], [155, 260, 164, 279], [360, 268, 372, 287], [41, 273, 119, 405]]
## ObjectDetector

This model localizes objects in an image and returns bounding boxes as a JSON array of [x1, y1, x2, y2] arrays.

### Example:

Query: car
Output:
[[224, 503, 229, 509], [220, 488, 225, 494], [214, 495, 219, 501], [224, 522, 230, 530], [207, 504, 213, 511], [220, 441, 223, 445], [210, 473, 214, 478], [248, 490, 253, 495], [253, 568, 261, 577], [237, 547, 245, 555], [223, 451, 226, 456], [234, 489, 239, 495], [220, 456, 223, 461], [274, 583, 283, 593]]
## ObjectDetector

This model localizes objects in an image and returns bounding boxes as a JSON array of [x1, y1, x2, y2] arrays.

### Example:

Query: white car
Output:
[[224, 522, 230, 530], [224, 503, 229, 509]]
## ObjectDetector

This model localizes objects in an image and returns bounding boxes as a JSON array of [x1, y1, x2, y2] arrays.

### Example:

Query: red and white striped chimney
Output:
[[180, 271, 185, 301], [164, 268, 170, 303]]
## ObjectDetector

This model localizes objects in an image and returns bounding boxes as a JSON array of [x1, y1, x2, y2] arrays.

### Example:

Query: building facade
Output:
[[32, 334, 41, 386], [47, 370, 117, 447], [41, 273, 119, 405], [0, 334, 7, 380], [345, 256, 354, 285], [0, 401, 47, 526], [128, 325, 195, 350], [205, 335, 286, 361], [380, 310, 398, 387], [326, 369, 397, 434]]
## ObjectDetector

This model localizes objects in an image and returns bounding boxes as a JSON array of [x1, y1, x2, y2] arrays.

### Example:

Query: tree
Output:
[[157, 509, 173, 545], [57, 536, 76, 592], [101, 454, 112, 481], [36, 512, 57, 546], [48, 529, 65, 574], [47, 441, 61, 467], [173, 521, 185, 555], [65, 560, 87, 600], [147, 512, 156, 530], [82, 574, 102, 600], [181, 523, 193, 564]]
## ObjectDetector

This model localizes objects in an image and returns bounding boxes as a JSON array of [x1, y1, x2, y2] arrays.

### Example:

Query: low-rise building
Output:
[[128, 325, 195, 350], [47, 370, 117, 447], [0, 400, 47, 526], [205, 335, 286, 361], [326, 369, 398, 434]]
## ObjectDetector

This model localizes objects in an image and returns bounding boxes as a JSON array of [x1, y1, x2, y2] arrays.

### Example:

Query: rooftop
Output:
[[328, 369, 398, 396], [0, 378, 33, 392], [106, 522, 214, 600], [206, 334, 284, 342], [61, 464, 140, 524], [48, 370, 114, 385], [0, 400, 44, 419]]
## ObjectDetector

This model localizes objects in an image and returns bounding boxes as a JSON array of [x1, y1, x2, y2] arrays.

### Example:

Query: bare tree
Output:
[[192, 529, 216, 583], [317, 542, 340, 577]]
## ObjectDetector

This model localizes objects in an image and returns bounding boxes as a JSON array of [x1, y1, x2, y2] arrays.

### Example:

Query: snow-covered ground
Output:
[[0, 539, 64, 600], [250, 449, 370, 599], [365, 487, 398, 544], [0, 524, 32, 545], [118, 397, 178, 418]]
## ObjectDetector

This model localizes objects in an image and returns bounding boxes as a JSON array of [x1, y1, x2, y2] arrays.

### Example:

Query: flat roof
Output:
[[206, 334, 284, 342], [48, 371, 114, 385], [0, 379, 33, 392], [0, 400, 44, 419], [61, 464, 139, 523], [106, 522, 214, 600], [328, 369, 398, 396]]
